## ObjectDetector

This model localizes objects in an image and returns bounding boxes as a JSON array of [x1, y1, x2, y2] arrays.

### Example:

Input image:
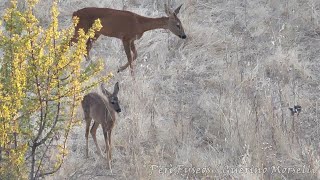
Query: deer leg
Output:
[[130, 41, 137, 61], [108, 130, 112, 170], [103, 130, 112, 169], [117, 41, 136, 74], [84, 118, 91, 158], [117, 62, 130, 73], [85, 34, 100, 61], [107, 130, 112, 160], [104, 130, 110, 154], [82, 98, 91, 158], [118, 40, 133, 74], [103, 130, 111, 161], [90, 122, 103, 156], [85, 38, 93, 61]]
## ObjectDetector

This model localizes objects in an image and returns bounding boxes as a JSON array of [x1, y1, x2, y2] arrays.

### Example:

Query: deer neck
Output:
[[140, 16, 169, 32], [106, 103, 115, 114], [100, 98, 115, 115]]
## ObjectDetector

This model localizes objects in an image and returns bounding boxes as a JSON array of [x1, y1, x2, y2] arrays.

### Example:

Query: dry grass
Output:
[[1, 0, 320, 179]]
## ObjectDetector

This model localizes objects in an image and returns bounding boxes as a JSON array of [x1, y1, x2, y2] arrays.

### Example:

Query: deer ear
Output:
[[164, 4, 172, 16], [101, 83, 111, 96], [113, 82, 119, 95], [174, 4, 183, 15]]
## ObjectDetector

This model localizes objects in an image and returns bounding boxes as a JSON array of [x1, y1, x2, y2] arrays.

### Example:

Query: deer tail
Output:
[[72, 11, 78, 18]]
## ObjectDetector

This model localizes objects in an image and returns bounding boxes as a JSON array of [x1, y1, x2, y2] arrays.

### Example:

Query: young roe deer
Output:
[[71, 4, 187, 74], [81, 82, 121, 169]]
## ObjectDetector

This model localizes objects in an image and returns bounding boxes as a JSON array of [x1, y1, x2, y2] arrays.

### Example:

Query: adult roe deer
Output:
[[81, 82, 121, 169], [71, 4, 187, 74]]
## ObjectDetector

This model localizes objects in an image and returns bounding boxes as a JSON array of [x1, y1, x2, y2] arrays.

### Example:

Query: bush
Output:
[[0, 0, 110, 179]]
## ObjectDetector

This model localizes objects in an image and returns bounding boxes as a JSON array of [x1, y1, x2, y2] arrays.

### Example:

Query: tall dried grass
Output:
[[1, 0, 320, 179]]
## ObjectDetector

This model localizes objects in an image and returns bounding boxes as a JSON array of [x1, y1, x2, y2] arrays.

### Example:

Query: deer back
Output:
[[73, 7, 143, 39]]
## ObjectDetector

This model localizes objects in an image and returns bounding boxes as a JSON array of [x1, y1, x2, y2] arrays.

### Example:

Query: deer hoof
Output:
[[130, 70, 135, 76]]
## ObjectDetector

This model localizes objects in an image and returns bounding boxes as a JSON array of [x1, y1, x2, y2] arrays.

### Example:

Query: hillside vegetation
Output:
[[1, 0, 320, 179]]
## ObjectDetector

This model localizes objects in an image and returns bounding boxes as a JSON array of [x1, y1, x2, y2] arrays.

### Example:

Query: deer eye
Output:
[[176, 24, 180, 28]]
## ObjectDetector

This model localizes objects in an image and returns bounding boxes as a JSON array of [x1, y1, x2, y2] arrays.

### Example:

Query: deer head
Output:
[[165, 4, 187, 39], [101, 82, 121, 113]]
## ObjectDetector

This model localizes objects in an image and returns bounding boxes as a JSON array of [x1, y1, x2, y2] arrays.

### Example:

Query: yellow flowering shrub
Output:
[[0, 0, 111, 179]]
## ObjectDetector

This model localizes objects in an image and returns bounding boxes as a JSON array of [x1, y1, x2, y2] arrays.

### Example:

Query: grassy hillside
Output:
[[1, 0, 320, 179]]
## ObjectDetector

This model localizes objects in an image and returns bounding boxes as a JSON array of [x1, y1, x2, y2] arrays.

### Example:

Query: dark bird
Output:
[[289, 105, 302, 116]]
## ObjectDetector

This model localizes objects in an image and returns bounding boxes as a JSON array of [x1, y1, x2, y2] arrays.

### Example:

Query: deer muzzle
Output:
[[180, 35, 187, 39]]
